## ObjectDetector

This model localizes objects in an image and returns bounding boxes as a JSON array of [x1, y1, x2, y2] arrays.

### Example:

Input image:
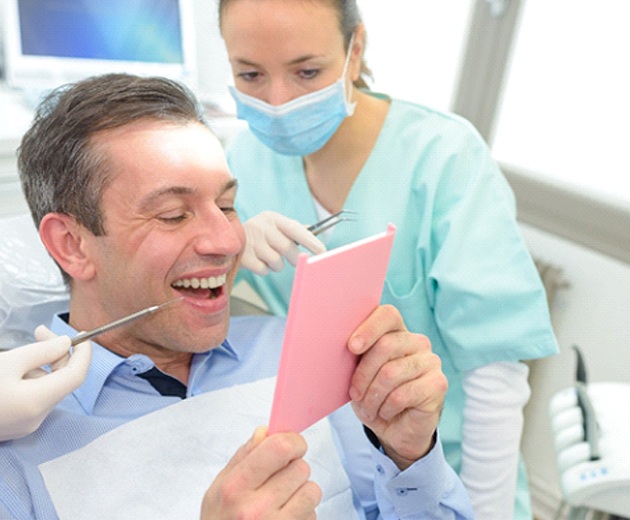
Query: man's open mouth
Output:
[[171, 274, 227, 300]]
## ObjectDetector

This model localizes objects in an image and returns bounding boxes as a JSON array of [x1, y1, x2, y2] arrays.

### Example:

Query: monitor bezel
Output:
[[2, 0, 198, 91]]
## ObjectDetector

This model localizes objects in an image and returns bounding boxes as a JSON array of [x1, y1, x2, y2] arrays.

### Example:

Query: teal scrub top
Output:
[[227, 94, 558, 516]]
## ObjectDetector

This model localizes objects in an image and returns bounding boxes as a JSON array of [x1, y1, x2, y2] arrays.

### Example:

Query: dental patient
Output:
[[0, 73, 473, 519]]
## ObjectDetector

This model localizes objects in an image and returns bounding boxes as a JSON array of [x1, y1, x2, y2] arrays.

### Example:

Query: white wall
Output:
[[519, 222, 630, 518], [190, 0, 232, 108]]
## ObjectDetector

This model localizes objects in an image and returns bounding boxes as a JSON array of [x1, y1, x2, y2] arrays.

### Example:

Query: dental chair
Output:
[[549, 347, 630, 519], [0, 213, 267, 350]]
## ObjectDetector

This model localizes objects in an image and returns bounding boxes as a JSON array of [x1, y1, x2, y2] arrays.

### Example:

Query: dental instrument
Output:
[[70, 296, 184, 346], [307, 210, 357, 237]]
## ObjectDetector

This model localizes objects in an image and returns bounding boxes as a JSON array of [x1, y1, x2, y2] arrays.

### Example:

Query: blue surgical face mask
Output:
[[228, 34, 357, 156]]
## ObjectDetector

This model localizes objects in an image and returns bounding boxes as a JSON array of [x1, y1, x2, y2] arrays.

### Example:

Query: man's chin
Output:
[[176, 327, 229, 354]]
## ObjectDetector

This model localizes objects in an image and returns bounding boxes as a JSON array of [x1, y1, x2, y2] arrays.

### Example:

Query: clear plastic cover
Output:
[[0, 214, 70, 349]]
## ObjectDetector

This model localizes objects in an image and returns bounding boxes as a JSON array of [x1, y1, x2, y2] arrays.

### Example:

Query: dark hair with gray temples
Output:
[[218, 0, 373, 89], [18, 73, 207, 237]]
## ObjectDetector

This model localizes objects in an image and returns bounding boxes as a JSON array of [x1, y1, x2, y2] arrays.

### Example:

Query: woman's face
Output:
[[221, 0, 357, 106]]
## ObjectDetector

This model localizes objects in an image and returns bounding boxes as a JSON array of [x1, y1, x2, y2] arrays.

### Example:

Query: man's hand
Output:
[[241, 212, 326, 275], [0, 325, 92, 441], [200, 426, 322, 519], [348, 305, 447, 470]]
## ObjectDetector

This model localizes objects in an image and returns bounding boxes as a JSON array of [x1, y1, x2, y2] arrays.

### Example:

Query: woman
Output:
[[219, 0, 558, 517]]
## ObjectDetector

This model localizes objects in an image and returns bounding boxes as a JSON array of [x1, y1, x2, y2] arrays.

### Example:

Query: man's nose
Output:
[[193, 209, 243, 257]]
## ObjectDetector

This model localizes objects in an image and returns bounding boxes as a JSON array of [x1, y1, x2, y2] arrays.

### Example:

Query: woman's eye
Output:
[[299, 68, 320, 80], [237, 71, 260, 82]]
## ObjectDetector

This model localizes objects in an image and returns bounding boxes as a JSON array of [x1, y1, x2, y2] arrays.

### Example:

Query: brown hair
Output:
[[18, 73, 207, 237], [218, 0, 373, 89]]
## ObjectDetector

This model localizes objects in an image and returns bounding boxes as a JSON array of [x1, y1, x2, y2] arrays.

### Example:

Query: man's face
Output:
[[80, 119, 245, 356]]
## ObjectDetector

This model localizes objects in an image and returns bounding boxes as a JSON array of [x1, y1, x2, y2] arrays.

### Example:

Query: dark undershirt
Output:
[[137, 367, 187, 399]]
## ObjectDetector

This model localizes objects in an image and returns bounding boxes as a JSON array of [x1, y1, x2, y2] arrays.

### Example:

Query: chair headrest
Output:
[[0, 214, 70, 349]]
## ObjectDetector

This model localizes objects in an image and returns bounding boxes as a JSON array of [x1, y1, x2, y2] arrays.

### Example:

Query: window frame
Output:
[[452, 0, 630, 265]]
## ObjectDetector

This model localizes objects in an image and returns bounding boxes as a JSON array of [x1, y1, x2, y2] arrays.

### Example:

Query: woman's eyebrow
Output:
[[234, 54, 321, 68]]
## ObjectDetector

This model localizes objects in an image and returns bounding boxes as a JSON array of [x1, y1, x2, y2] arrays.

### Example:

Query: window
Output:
[[360, 1, 474, 112], [492, 0, 630, 207]]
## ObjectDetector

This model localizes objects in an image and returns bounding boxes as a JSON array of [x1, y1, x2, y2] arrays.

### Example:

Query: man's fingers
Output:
[[377, 368, 446, 422], [242, 433, 308, 489], [347, 305, 407, 355], [253, 458, 315, 511], [280, 480, 322, 519], [350, 327, 428, 402], [221, 431, 307, 491], [207, 431, 315, 516], [357, 351, 423, 418], [220, 426, 269, 475]]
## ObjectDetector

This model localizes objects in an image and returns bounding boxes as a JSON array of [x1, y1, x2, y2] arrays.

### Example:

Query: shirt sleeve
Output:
[[460, 361, 531, 518], [370, 432, 475, 519]]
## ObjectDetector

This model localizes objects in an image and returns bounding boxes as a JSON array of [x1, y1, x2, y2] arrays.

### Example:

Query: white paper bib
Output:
[[39, 377, 358, 519]]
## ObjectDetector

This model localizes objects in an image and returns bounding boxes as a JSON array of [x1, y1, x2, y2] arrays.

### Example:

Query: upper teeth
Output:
[[172, 274, 227, 289]]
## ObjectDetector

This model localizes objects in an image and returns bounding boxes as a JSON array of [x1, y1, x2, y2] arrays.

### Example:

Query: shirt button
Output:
[[376, 465, 385, 475], [395, 488, 410, 496]]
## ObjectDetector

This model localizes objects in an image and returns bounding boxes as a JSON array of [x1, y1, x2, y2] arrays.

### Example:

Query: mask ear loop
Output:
[[343, 32, 357, 112]]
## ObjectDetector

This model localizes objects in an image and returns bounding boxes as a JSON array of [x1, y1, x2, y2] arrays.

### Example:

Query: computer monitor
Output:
[[2, 0, 197, 93]]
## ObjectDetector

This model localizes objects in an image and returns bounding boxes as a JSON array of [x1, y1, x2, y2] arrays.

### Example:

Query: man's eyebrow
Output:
[[222, 179, 239, 195], [138, 179, 238, 212]]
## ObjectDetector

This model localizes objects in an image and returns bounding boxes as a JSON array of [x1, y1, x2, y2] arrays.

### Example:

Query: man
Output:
[[0, 74, 473, 519]]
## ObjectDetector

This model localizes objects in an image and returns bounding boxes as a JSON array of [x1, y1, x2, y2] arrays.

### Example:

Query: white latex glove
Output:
[[241, 211, 327, 275], [0, 325, 92, 441]]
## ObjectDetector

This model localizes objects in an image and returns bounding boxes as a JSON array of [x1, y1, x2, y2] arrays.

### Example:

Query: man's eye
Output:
[[158, 214, 187, 224], [220, 206, 237, 215]]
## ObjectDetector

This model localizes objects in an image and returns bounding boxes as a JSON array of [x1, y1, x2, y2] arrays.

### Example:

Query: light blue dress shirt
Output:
[[0, 314, 473, 519]]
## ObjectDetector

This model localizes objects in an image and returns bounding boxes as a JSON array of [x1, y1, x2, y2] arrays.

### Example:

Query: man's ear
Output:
[[39, 213, 97, 281]]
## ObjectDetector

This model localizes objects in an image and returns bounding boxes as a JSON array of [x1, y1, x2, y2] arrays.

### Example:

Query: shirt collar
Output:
[[50, 312, 239, 413]]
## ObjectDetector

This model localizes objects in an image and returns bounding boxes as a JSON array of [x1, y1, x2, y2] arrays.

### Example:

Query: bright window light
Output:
[[359, 1, 474, 112], [493, 0, 630, 207]]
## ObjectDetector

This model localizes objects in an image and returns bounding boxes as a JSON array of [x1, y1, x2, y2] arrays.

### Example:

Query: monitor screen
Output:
[[2, 0, 197, 92]]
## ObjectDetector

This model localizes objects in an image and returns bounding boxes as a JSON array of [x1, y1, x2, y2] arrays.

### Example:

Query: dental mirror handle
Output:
[[70, 296, 183, 346]]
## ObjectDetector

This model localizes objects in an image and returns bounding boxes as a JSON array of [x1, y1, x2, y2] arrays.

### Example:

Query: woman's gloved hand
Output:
[[0, 325, 92, 441], [241, 211, 326, 275]]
